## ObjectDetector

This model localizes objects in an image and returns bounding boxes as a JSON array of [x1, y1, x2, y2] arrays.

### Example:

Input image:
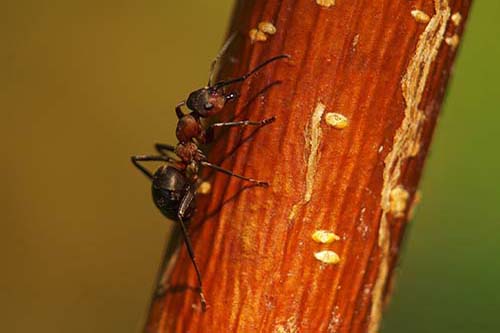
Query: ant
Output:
[[131, 34, 289, 311]]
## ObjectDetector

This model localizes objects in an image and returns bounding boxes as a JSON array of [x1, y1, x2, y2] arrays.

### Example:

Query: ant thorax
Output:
[[175, 142, 206, 163]]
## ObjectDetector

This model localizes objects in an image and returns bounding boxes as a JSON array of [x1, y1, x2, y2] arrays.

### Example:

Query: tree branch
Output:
[[145, 0, 472, 331]]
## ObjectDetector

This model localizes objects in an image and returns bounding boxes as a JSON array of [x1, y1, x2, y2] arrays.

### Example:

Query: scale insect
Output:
[[131, 34, 289, 310]]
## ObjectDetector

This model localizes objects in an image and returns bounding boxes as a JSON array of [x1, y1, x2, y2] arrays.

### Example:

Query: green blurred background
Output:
[[1, 1, 498, 332]]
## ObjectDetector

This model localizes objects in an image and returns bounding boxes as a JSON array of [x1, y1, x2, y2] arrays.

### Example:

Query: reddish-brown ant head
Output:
[[186, 87, 227, 118]]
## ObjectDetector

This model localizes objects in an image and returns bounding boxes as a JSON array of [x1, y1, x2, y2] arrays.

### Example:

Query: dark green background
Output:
[[1, 1, 498, 332]]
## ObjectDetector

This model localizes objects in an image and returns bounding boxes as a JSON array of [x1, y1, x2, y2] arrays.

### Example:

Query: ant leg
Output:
[[210, 117, 276, 129], [154, 143, 176, 156], [176, 101, 186, 119], [177, 187, 207, 311], [200, 161, 269, 187], [131, 155, 176, 180], [204, 116, 276, 143]]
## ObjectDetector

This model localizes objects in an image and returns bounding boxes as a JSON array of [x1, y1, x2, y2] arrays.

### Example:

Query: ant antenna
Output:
[[211, 54, 290, 90], [208, 32, 238, 87]]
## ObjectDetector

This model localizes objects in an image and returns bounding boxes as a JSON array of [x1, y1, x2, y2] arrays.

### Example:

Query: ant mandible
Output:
[[131, 34, 289, 311]]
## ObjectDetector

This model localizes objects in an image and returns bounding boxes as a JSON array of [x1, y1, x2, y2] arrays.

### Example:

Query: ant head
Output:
[[186, 87, 227, 118]]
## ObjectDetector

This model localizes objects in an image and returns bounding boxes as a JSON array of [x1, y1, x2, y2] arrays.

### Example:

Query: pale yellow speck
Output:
[[445, 34, 460, 49], [314, 250, 340, 264], [249, 28, 267, 43], [352, 34, 360, 49], [411, 10, 431, 24], [312, 230, 341, 244], [325, 112, 349, 129], [389, 186, 410, 218], [316, 0, 336, 8], [197, 181, 211, 194], [258, 21, 277, 35], [451, 12, 462, 26]]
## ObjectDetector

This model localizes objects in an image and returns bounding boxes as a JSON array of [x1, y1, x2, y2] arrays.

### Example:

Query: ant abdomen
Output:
[[152, 166, 195, 221]]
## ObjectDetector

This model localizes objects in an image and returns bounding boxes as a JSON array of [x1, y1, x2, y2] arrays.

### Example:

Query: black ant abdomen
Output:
[[152, 166, 195, 222]]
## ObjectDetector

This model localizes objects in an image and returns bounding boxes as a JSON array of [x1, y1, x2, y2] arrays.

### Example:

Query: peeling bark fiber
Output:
[[145, 0, 472, 332]]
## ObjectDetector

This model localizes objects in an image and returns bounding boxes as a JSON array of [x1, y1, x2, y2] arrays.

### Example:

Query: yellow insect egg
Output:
[[314, 250, 341, 264], [312, 230, 341, 244]]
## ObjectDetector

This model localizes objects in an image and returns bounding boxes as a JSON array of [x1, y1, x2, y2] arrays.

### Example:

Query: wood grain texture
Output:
[[145, 0, 472, 332]]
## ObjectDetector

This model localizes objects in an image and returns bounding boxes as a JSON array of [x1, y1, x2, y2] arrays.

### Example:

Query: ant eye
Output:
[[204, 102, 214, 110]]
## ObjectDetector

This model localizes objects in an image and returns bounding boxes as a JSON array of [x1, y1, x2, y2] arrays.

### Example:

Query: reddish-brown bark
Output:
[[145, 0, 472, 332]]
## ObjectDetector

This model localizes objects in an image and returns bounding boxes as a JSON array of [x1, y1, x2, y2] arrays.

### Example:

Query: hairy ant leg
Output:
[[204, 116, 276, 143], [131, 155, 177, 179], [210, 117, 275, 129], [154, 143, 177, 156], [177, 186, 207, 310], [200, 161, 269, 186]]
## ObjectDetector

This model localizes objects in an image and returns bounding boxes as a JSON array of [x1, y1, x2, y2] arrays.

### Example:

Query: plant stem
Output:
[[145, 0, 472, 331]]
